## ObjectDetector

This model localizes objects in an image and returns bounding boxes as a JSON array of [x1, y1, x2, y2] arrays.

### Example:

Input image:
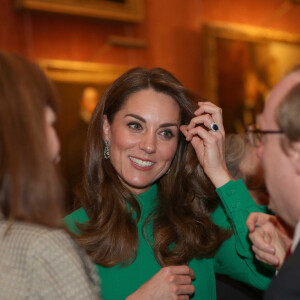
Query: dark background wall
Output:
[[2, 0, 300, 95], [2, 0, 300, 209]]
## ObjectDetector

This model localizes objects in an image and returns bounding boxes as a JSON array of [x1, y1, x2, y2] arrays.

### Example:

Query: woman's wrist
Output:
[[125, 289, 144, 300], [125, 294, 137, 300], [210, 169, 233, 188]]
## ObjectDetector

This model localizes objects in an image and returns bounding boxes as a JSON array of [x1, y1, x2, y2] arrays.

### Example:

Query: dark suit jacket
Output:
[[264, 242, 300, 299]]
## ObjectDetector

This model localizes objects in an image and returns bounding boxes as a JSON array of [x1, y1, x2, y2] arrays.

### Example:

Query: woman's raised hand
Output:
[[126, 265, 195, 300], [180, 102, 232, 188]]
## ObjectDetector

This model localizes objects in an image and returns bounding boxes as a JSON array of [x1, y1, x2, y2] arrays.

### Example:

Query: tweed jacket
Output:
[[0, 220, 100, 299]]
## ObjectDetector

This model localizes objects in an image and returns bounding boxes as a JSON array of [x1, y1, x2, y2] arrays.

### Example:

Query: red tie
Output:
[[284, 246, 292, 260]]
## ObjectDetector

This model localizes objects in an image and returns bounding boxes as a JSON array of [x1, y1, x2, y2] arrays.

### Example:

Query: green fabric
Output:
[[213, 179, 274, 288], [64, 180, 274, 300]]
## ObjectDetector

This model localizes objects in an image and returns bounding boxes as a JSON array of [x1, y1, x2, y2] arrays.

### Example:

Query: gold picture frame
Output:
[[39, 59, 129, 84], [203, 22, 300, 133], [38, 58, 129, 151], [15, 0, 144, 23]]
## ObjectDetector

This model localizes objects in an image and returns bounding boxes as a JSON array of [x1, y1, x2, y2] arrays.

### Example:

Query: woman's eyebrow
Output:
[[125, 113, 179, 128], [125, 114, 145, 123], [159, 123, 179, 129]]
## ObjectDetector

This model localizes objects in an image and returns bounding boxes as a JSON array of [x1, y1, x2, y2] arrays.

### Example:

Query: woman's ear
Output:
[[103, 115, 111, 141]]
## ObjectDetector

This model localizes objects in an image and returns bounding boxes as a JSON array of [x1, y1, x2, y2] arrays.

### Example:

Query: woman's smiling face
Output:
[[103, 88, 180, 195]]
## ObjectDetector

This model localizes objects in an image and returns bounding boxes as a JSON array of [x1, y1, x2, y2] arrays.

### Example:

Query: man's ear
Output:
[[103, 115, 111, 141], [289, 141, 300, 175]]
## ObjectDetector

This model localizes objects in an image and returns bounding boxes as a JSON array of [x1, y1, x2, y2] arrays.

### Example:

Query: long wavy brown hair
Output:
[[76, 67, 230, 267], [0, 51, 64, 228]]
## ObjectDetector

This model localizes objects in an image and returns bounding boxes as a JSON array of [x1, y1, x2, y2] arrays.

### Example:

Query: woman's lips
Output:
[[129, 156, 155, 169]]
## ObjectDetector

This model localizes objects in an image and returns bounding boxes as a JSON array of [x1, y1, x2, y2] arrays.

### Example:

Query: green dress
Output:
[[64, 180, 274, 299]]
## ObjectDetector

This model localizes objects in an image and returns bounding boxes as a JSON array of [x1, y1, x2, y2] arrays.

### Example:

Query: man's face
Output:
[[256, 73, 300, 227]]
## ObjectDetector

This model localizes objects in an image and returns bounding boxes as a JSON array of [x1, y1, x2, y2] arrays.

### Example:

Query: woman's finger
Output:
[[168, 265, 195, 279], [169, 275, 192, 285], [186, 114, 215, 131], [177, 284, 195, 296], [184, 125, 222, 142], [180, 125, 188, 137], [194, 102, 224, 132]]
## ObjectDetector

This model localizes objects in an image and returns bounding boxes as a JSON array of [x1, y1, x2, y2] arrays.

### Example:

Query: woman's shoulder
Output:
[[0, 221, 65, 246], [0, 221, 80, 271], [28, 224, 100, 299], [65, 207, 88, 221], [0, 221, 100, 299], [64, 207, 89, 234]]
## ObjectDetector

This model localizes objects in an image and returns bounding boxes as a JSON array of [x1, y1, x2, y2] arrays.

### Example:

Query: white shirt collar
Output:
[[291, 221, 300, 253]]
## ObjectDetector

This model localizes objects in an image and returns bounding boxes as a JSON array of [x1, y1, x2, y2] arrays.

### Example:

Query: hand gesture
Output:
[[246, 212, 292, 269], [126, 265, 195, 300], [180, 102, 231, 188]]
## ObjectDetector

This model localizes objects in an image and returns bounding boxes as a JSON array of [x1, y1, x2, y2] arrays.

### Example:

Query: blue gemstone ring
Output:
[[209, 123, 219, 132]]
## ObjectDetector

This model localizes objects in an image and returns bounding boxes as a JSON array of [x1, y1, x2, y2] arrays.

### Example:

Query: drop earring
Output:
[[104, 140, 110, 159]]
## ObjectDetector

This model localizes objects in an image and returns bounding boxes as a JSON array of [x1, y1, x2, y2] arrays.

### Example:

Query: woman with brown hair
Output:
[[0, 51, 99, 299], [65, 67, 274, 299]]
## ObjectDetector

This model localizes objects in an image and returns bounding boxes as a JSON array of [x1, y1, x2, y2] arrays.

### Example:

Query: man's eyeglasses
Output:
[[246, 124, 283, 147]]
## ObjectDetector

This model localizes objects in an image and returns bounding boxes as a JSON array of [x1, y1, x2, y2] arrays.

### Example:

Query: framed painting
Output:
[[203, 22, 300, 133], [38, 59, 129, 208], [15, 0, 144, 23], [39, 59, 129, 139]]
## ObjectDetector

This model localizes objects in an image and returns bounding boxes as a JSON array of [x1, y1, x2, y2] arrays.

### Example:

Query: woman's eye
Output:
[[128, 122, 142, 130], [160, 129, 174, 139]]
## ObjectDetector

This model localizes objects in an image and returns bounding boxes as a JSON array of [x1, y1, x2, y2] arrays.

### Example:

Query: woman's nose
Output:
[[139, 133, 156, 154]]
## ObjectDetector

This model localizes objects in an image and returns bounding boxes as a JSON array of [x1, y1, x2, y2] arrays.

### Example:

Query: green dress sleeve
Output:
[[212, 179, 275, 290], [64, 207, 89, 235]]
